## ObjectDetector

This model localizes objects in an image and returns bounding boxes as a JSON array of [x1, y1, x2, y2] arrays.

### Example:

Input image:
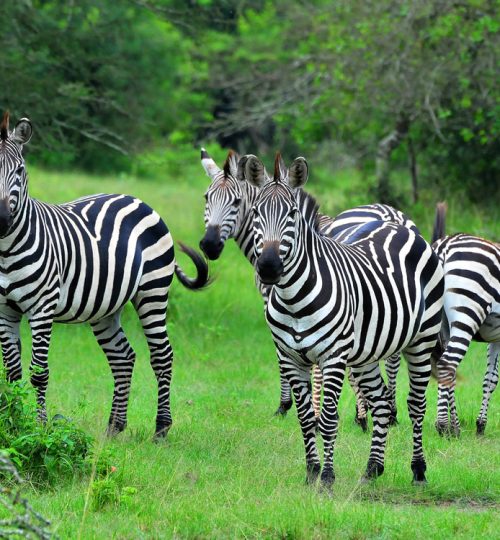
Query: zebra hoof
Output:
[[153, 421, 172, 440], [411, 458, 427, 484], [305, 462, 321, 485], [476, 419, 486, 436], [363, 460, 384, 480], [450, 424, 461, 438], [356, 416, 368, 432], [320, 468, 335, 492], [435, 421, 449, 436], [106, 420, 126, 437], [274, 400, 293, 417]]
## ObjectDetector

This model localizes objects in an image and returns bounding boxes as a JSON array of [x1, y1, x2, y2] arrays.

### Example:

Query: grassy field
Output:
[[4, 157, 500, 538]]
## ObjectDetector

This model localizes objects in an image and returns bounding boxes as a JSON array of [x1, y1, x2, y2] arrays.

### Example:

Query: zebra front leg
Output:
[[403, 350, 431, 484], [28, 317, 54, 423], [312, 365, 322, 420], [318, 359, 346, 489], [92, 313, 136, 436], [353, 363, 391, 480], [279, 350, 320, 484], [385, 353, 401, 425], [0, 315, 22, 382], [348, 369, 368, 432], [275, 356, 293, 416], [476, 342, 499, 436]]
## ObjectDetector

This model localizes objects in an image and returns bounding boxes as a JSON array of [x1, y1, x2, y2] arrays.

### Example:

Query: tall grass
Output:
[[4, 160, 500, 538]]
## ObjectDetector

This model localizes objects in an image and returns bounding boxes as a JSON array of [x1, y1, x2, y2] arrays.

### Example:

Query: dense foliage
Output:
[[1, 0, 498, 201]]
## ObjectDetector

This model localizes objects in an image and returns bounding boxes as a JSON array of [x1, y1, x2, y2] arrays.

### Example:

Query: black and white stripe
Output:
[[241, 153, 443, 488], [431, 203, 499, 436], [0, 113, 209, 438]]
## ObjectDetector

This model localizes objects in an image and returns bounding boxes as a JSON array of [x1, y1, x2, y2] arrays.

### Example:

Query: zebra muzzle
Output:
[[200, 225, 224, 260], [257, 243, 283, 285]]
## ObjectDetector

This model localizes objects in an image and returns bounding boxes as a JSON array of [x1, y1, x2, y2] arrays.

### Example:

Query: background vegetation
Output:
[[1, 1, 499, 538]]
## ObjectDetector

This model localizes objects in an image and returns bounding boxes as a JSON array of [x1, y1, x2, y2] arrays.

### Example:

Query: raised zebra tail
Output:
[[431, 201, 447, 244], [174, 242, 212, 290]]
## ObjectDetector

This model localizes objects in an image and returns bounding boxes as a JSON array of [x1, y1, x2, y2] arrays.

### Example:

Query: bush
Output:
[[0, 376, 93, 486]]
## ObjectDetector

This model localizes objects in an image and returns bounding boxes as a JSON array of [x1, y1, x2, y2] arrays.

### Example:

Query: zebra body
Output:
[[0, 113, 209, 437], [241, 153, 443, 487], [431, 206, 500, 435], [199, 149, 371, 422]]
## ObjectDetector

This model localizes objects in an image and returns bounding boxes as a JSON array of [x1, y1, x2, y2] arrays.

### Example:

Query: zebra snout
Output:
[[257, 243, 283, 285], [199, 225, 224, 260], [0, 199, 12, 237]]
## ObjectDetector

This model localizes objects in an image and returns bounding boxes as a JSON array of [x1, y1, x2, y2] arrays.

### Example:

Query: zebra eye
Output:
[[16, 166, 24, 176], [234, 198, 242, 207], [288, 207, 298, 217]]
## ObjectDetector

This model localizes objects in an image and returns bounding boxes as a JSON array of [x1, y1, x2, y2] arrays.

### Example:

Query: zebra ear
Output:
[[12, 118, 32, 146], [201, 148, 222, 179], [239, 154, 268, 188], [223, 150, 240, 178], [288, 157, 308, 189]]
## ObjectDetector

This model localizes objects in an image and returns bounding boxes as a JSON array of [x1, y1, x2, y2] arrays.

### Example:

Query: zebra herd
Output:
[[0, 113, 498, 489]]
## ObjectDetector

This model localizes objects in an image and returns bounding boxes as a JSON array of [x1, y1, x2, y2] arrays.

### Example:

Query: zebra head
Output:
[[199, 149, 246, 260], [0, 112, 32, 238], [241, 153, 309, 285]]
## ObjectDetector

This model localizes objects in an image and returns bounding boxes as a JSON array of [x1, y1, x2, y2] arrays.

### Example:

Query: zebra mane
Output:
[[296, 188, 321, 232], [274, 152, 287, 182], [0, 111, 9, 141]]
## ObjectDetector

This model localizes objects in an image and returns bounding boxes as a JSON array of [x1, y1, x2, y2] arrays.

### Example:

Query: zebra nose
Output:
[[257, 243, 283, 285], [200, 225, 224, 260], [0, 199, 12, 237]]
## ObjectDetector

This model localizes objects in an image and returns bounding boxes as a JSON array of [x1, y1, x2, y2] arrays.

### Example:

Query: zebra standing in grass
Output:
[[199, 148, 368, 423], [431, 203, 500, 436], [0, 112, 210, 438], [241, 153, 443, 488]]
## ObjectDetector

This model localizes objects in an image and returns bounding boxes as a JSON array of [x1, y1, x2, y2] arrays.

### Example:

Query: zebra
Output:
[[198, 148, 369, 425], [240, 152, 443, 488], [430, 202, 500, 436], [0, 112, 210, 438]]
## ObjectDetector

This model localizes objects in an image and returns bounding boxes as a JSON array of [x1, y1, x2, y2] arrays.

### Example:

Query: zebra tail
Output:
[[431, 201, 447, 244], [174, 242, 212, 290]]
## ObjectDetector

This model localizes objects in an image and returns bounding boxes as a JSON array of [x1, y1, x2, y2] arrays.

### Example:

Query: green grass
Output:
[[5, 162, 500, 538]]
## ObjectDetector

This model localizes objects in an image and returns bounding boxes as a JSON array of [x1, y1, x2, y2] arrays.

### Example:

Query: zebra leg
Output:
[[278, 350, 320, 484], [133, 290, 172, 439], [436, 331, 474, 437], [476, 342, 499, 436], [91, 311, 136, 435], [403, 350, 431, 484], [312, 365, 323, 420], [348, 369, 368, 432], [0, 314, 22, 382], [385, 353, 401, 425], [318, 359, 346, 489], [275, 357, 293, 416], [28, 316, 54, 423], [353, 363, 391, 480]]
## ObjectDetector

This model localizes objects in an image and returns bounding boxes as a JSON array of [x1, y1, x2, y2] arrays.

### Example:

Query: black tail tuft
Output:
[[431, 201, 447, 245], [175, 242, 212, 290]]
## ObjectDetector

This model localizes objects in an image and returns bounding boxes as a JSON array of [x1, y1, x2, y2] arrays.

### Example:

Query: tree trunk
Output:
[[408, 136, 418, 203], [375, 115, 410, 204]]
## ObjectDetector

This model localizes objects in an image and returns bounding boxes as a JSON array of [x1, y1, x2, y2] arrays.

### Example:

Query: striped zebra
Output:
[[0, 112, 210, 438], [198, 148, 369, 425], [431, 203, 499, 436], [240, 153, 443, 487]]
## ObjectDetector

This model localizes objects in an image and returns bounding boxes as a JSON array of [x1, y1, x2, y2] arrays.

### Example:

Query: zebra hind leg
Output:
[[133, 290, 172, 440], [476, 342, 499, 436], [385, 353, 401, 426], [354, 364, 391, 481], [275, 356, 293, 416], [92, 311, 136, 436], [348, 370, 368, 432], [403, 348, 432, 485]]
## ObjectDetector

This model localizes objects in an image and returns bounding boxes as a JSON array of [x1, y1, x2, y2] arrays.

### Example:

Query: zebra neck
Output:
[[234, 185, 260, 265]]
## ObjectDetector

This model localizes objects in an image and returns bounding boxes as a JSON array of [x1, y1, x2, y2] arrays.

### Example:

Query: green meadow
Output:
[[6, 157, 500, 538]]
